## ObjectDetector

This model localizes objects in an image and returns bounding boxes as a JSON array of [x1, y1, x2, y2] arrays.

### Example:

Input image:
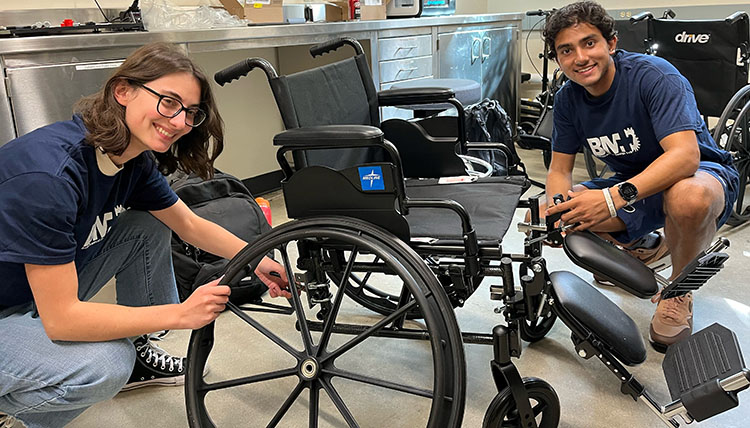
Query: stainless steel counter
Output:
[[0, 14, 523, 55], [0, 13, 523, 182]]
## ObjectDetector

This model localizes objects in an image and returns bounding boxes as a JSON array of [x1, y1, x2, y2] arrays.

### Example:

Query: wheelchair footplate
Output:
[[662, 323, 749, 422], [660, 237, 730, 300]]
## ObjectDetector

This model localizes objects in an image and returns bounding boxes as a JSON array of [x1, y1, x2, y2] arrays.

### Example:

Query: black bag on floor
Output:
[[168, 170, 272, 304]]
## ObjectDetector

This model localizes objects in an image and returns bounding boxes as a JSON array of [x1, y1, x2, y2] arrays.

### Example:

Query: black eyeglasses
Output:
[[133, 82, 207, 127]]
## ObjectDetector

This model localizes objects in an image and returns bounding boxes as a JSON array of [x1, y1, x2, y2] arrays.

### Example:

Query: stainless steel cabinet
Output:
[[437, 25, 519, 123], [378, 33, 434, 120], [6, 59, 124, 137]]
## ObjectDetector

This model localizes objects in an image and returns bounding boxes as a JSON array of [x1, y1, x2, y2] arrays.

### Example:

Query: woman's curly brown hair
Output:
[[75, 42, 223, 179], [543, 1, 617, 60]]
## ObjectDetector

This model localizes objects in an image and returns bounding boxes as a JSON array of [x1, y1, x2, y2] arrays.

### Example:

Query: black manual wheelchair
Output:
[[629, 10, 750, 225], [184, 38, 750, 427]]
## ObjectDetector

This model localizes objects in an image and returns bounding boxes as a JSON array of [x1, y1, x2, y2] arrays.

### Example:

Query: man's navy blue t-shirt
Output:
[[0, 115, 178, 307], [552, 50, 732, 177]]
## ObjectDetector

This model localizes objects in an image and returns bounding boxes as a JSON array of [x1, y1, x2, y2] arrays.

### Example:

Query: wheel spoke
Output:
[[267, 381, 306, 428], [200, 367, 298, 393], [320, 299, 418, 363], [309, 384, 319, 428], [227, 302, 301, 358], [324, 367, 432, 399], [320, 377, 359, 428], [278, 242, 315, 354], [318, 247, 359, 354]]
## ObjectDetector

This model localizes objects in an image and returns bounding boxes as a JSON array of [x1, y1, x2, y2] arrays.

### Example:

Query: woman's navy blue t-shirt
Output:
[[0, 115, 178, 307]]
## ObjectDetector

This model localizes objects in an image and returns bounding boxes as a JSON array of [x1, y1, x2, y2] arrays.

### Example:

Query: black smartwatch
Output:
[[616, 181, 638, 206]]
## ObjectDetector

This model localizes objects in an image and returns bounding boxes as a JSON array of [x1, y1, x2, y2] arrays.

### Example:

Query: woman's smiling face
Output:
[[114, 72, 201, 161]]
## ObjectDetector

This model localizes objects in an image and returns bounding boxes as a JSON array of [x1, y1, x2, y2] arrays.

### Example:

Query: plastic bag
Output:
[[141, 0, 249, 31]]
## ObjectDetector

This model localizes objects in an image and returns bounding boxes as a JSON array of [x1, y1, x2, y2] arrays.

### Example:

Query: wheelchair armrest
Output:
[[273, 125, 384, 147], [378, 87, 456, 107], [517, 134, 551, 150]]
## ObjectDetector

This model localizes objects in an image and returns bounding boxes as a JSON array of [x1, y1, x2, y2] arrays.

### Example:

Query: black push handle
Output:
[[726, 11, 747, 24], [630, 11, 653, 23], [310, 36, 364, 57], [525, 9, 554, 17], [214, 58, 278, 86]]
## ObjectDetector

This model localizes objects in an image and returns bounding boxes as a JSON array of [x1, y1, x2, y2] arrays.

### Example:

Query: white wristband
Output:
[[602, 188, 617, 218]]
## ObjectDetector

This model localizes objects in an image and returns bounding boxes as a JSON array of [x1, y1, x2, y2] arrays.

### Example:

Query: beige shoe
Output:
[[649, 292, 693, 353], [627, 230, 671, 272]]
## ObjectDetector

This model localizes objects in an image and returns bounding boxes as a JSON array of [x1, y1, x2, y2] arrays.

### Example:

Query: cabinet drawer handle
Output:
[[396, 67, 419, 76], [471, 38, 481, 64], [481, 36, 491, 62], [395, 46, 417, 52]]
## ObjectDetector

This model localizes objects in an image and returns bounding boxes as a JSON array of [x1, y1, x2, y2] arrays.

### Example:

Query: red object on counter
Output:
[[61, 19, 74, 27], [348, 0, 361, 20]]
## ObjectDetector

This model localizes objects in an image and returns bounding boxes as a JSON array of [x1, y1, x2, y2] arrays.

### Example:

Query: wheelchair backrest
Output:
[[268, 55, 385, 170], [615, 19, 649, 53], [647, 14, 749, 116]]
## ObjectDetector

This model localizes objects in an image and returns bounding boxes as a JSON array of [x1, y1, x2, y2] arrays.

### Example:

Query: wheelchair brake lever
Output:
[[538, 194, 575, 247]]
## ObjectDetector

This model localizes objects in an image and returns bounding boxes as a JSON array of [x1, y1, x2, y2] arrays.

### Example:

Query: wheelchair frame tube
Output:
[[404, 198, 481, 276]]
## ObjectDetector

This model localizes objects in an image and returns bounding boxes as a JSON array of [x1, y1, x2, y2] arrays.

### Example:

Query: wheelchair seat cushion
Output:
[[550, 271, 647, 366], [404, 176, 526, 244]]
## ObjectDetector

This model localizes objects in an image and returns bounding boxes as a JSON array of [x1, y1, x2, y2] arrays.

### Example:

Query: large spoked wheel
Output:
[[482, 378, 560, 428], [713, 85, 750, 226], [185, 217, 466, 428]]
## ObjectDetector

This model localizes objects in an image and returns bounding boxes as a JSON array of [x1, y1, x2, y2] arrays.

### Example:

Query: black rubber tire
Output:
[[519, 311, 557, 343], [185, 217, 466, 428], [482, 377, 560, 428]]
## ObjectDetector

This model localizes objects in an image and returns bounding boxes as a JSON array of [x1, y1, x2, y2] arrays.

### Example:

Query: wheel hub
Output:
[[299, 358, 320, 380]]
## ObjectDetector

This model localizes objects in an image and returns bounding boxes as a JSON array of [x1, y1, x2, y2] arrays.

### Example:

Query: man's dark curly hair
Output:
[[543, 1, 617, 60]]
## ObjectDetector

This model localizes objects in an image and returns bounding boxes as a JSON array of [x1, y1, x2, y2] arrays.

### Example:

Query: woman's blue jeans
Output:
[[0, 210, 179, 428]]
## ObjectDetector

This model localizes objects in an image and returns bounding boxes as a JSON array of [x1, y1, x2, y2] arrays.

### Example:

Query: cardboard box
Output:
[[323, 3, 346, 22], [360, 0, 386, 21], [219, 0, 284, 23]]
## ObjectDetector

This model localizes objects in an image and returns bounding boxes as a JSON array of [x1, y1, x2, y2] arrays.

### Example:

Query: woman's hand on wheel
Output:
[[180, 277, 231, 329], [255, 257, 292, 299]]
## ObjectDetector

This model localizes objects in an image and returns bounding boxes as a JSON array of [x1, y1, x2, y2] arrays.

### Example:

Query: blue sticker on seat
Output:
[[358, 166, 385, 191]]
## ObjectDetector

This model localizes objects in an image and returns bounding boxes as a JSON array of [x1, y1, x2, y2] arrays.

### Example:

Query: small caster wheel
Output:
[[482, 377, 560, 428]]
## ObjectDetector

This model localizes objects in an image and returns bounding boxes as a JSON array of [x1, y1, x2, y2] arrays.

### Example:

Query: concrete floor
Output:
[[61, 148, 750, 428]]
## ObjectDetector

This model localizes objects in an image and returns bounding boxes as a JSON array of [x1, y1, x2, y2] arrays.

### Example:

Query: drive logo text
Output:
[[674, 31, 711, 44]]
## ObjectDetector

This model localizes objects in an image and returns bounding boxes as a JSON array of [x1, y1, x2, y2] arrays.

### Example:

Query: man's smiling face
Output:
[[554, 21, 618, 97]]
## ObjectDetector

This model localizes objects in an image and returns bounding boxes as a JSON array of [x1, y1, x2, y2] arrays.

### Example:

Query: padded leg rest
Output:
[[550, 271, 647, 366]]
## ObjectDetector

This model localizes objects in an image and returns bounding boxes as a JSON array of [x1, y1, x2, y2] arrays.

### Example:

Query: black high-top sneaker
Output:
[[121, 333, 189, 392]]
